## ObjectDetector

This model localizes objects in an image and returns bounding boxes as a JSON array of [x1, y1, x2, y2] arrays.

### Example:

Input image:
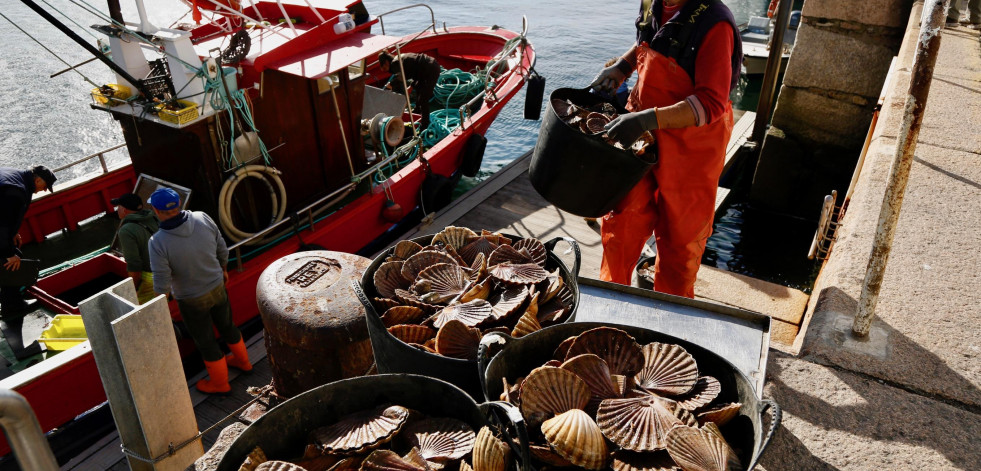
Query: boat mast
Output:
[[18, 0, 150, 97]]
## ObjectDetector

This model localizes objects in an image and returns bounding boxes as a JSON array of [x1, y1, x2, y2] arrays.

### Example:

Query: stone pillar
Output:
[[79, 280, 203, 471], [749, 0, 915, 218]]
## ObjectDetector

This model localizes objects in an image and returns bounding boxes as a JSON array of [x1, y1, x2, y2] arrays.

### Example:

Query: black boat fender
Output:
[[419, 158, 458, 213], [523, 70, 546, 120], [460, 133, 487, 178]]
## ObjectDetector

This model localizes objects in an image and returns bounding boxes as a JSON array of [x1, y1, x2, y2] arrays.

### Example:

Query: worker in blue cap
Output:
[[146, 187, 251, 394]]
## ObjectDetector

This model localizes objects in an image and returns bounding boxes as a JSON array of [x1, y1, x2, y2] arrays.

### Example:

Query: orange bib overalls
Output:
[[599, 42, 733, 298]]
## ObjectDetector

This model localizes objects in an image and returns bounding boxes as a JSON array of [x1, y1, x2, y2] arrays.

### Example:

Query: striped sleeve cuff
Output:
[[686, 95, 707, 127]]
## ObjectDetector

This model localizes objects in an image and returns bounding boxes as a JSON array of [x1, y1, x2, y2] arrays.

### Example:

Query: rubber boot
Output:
[[196, 359, 231, 394], [225, 339, 253, 372]]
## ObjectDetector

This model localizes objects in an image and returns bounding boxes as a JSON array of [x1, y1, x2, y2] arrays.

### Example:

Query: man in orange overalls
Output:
[[591, 0, 741, 298]]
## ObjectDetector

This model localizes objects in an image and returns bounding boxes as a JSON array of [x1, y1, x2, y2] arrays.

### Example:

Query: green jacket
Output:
[[118, 209, 159, 273]]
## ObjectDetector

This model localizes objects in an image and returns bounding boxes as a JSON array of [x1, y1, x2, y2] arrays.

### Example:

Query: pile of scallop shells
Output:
[[370, 227, 574, 360], [551, 99, 655, 157], [498, 326, 744, 471], [238, 405, 516, 471]]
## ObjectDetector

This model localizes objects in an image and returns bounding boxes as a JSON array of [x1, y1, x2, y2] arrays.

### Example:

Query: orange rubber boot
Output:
[[196, 359, 231, 394], [225, 339, 253, 372]]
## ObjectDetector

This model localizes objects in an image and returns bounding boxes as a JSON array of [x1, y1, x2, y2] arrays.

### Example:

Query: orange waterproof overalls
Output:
[[599, 43, 734, 298]]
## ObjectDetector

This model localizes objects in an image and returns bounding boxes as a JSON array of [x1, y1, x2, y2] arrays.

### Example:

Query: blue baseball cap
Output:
[[148, 188, 181, 210]]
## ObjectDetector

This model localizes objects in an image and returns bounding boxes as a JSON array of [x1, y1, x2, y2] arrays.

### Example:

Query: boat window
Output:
[[348, 59, 366, 80]]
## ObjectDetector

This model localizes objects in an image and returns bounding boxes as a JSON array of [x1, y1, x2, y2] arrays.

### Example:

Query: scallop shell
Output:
[[435, 319, 482, 360], [391, 240, 423, 261], [537, 285, 573, 326], [388, 324, 436, 345], [373, 297, 402, 312], [360, 450, 427, 471], [529, 443, 574, 467], [673, 376, 721, 410], [412, 340, 438, 354], [468, 253, 488, 283], [417, 263, 470, 303], [488, 244, 534, 266], [543, 359, 562, 367], [401, 417, 476, 461], [472, 426, 509, 471], [312, 405, 410, 454], [374, 261, 410, 299], [696, 403, 742, 427], [541, 409, 608, 470], [596, 394, 697, 451], [511, 295, 543, 338], [480, 230, 512, 246], [460, 278, 492, 303], [431, 299, 494, 329], [552, 99, 576, 118], [394, 289, 440, 312], [381, 306, 426, 328], [432, 226, 479, 250], [443, 244, 469, 266], [255, 461, 307, 471], [611, 450, 681, 471], [512, 238, 547, 267], [553, 336, 577, 360], [665, 424, 740, 471], [459, 237, 499, 266], [566, 327, 644, 376], [520, 366, 590, 426], [459, 461, 473, 471], [589, 101, 617, 115], [240, 446, 267, 471], [500, 376, 522, 405], [560, 354, 619, 412], [635, 342, 699, 396], [327, 456, 364, 471], [490, 262, 548, 285], [611, 374, 637, 397], [402, 251, 460, 281], [539, 269, 564, 304], [585, 112, 612, 135], [295, 453, 341, 471], [488, 285, 530, 321]]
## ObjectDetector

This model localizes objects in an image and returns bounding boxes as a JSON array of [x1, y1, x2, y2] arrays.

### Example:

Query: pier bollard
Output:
[[79, 279, 203, 470]]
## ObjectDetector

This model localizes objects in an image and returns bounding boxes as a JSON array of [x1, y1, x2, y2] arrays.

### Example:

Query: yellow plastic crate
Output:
[[155, 99, 199, 125], [90, 83, 132, 107], [39, 315, 87, 351]]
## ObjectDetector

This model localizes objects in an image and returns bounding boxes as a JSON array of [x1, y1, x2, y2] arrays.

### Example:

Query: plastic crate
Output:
[[90, 83, 132, 107], [39, 314, 87, 351], [155, 99, 199, 125]]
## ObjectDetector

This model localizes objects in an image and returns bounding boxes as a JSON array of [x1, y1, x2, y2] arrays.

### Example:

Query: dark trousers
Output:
[[176, 283, 241, 362]]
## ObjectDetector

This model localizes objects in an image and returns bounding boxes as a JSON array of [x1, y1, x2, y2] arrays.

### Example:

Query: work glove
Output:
[[605, 108, 659, 146], [589, 58, 632, 95]]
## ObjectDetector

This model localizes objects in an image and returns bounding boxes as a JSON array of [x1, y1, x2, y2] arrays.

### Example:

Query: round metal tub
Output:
[[353, 233, 581, 399]]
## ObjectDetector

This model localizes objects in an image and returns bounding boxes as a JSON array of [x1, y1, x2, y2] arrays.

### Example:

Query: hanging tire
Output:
[[460, 133, 487, 178]]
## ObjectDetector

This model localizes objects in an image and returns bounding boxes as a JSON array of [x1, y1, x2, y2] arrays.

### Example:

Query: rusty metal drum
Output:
[[257, 251, 374, 397]]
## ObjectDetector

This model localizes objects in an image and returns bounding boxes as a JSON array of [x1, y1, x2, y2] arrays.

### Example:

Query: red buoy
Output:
[[382, 199, 403, 222]]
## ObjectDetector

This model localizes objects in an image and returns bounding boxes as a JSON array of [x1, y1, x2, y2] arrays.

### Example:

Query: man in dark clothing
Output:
[[0, 166, 56, 317], [111, 193, 159, 304], [378, 51, 442, 130]]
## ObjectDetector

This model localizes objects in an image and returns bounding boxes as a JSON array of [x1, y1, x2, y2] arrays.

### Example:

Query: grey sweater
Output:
[[149, 211, 229, 300]]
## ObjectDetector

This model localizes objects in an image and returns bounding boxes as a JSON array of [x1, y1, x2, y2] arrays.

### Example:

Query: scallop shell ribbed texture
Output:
[[634, 343, 699, 396], [566, 327, 645, 376], [540, 409, 608, 470], [311, 405, 410, 454], [596, 395, 696, 451]]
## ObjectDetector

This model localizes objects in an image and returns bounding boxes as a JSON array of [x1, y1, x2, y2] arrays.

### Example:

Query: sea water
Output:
[[0, 0, 769, 173]]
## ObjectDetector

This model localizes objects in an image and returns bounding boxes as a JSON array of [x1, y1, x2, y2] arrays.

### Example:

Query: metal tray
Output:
[[574, 278, 771, 397]]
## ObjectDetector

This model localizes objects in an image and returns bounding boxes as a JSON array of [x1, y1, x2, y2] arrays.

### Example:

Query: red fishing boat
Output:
[[1, 0, 536, 461]]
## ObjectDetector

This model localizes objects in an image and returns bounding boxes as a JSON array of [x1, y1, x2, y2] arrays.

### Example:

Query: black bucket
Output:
[[353, 233, 581, 399], [479, 322, 780, 470], [529, 87, 656, 218], [215, 374, 532, 471]]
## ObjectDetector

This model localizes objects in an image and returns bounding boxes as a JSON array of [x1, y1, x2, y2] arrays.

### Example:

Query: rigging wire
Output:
[[0, 11, 100, 88], [40, 0, 98, 40]]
